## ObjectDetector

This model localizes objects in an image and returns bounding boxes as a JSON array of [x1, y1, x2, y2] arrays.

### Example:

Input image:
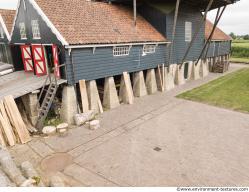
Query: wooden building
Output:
[[0, 9, 15, 64], [205, 20, 232, 72], [10, 0, 169, 84], [8, 0, 240, 128]]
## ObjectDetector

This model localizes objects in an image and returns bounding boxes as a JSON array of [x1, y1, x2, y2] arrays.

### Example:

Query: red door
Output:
[[20, 45, 34, 72], [31, 45, 47, 76], [52, 45, 61, 79]]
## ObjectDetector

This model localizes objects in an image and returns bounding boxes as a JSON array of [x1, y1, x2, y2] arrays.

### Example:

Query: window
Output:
[[0, 27, 4, 39], [31, 20, 41, 39], [19, 22, 27, 39], [143, 44, 156, 55], [113, 46, 130, 56], [185, 21, 192, 42]]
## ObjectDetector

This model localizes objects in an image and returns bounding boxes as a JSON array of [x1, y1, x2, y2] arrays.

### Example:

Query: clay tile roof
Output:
[[0, 9, 16, 34], [35, 0, 167, 45], [205, 20, 232, 41]]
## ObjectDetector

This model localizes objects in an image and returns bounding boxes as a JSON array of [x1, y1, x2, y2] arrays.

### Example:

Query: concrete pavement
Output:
[[9, 64, 249, 186]]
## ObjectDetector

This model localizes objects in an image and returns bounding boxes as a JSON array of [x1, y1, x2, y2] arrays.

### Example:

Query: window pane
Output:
[[19, 22, 27, 39], [185, 22, 192, 42], [31, 20, 40, 39], [113, 46, 130, 56]]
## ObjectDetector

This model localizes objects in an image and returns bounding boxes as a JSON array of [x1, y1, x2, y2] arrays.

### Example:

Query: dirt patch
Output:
[[40, 153, 73, 174]]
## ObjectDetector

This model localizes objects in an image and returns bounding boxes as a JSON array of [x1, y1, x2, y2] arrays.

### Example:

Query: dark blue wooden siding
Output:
[[166, 5, 205, 64], [206, 41, 231, 57], [139, 4, 205, 64], [10, 0, 61, 45], [65, 44, 167, 85]]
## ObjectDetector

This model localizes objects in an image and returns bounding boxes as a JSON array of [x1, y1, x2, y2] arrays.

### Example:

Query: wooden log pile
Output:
[[0, 95, 31, 147], [212, 56, 230, 73]]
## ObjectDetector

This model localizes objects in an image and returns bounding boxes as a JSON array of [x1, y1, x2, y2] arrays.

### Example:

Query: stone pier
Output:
[[164, 66, 175, 91], [186, 61, 193, 80], [103, 77, 120, 110], [21, 91, 39, 126], [133, 71, 147, 97], [60, 86, 78, 125], [146, 69, 157, 95], [191, 60, 201, 80], [175, 64, 185, 85], [119, 72, 134, 104], [87, 80, 103, 114], [200, 59, 209, 78]]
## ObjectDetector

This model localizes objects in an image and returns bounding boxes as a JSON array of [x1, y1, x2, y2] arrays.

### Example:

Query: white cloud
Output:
[[208, 0, 249, 35], [0, 0, 18, 9]]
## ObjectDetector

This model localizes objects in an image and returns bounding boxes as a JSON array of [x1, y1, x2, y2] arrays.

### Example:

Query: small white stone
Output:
[[42, 126, 56, 135], [74, 110, 95, 126], [89, 120, 100, 130]]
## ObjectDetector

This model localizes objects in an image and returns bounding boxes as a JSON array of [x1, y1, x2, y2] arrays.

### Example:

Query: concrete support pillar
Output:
[[21, 91, 39, 126], [133, 71, 147, 97], [200, 59, 209, 78], [86, 80, 103, 114], [175, 64, 185, 85], [103, 77, 120, 110], [191, 60, 201, 80], [60, 86, 78, 125], [164, 66, 175, 91], [119, 72, 134, 104], [145, 69, 157, 95], [187, 61, 193, 80]]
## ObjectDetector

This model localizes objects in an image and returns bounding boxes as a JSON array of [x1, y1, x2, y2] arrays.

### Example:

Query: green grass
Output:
[[177, 68, 249, 113], [232, 40, 249, 59], [230, 57, 249, 63]]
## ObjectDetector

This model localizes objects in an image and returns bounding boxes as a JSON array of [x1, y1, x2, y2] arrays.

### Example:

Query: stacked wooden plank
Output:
[[212, 56, 230, 73], [0, 95, 31, 147]]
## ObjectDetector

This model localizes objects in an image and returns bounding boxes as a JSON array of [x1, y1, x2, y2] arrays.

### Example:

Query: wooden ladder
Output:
[[36, 74, 58, 132]]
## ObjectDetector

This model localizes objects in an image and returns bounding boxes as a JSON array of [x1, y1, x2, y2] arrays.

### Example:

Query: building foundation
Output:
[[164, 66, 175, 91], [103, 77, 120, 110], [21, 91, 39, 126], [146, 69, 157, 95], [119, 72, 134, 104], [200, 59, 209, 78], [60, 86, 78, 125], [175, 64, 185, 85], [133, 71, 147, 97], [191, 60, 201, 80], [86, 80, 103, 114]]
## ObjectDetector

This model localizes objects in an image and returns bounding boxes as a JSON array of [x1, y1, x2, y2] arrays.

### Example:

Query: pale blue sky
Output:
[[0, 0, 248, 35]]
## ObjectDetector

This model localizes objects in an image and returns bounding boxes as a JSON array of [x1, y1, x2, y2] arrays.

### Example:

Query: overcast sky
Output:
[[0, 0, 248, 35]]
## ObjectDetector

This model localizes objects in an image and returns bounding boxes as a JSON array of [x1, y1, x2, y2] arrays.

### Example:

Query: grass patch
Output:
[[232, 40, 249, 59], [177, 68, 249, 113], [230, 57, 249, 63]]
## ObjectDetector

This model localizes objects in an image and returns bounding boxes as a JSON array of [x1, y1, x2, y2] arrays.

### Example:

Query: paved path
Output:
[[10, 64, 249, 186]]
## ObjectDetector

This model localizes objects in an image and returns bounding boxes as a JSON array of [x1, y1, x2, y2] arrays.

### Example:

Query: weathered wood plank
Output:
[[3, 96, 31, 144], [0, 100, 16, 146], [79, 80, 89, 113]]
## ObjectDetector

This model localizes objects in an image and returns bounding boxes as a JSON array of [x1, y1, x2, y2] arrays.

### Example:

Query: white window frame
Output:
[[143, 44, 156, 55], [113, 46, 131, 57], [185, 21, 192, 42], [31, 20, 41, 39], [0, 27, 4, 39], [19, 22, 27, 40]]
